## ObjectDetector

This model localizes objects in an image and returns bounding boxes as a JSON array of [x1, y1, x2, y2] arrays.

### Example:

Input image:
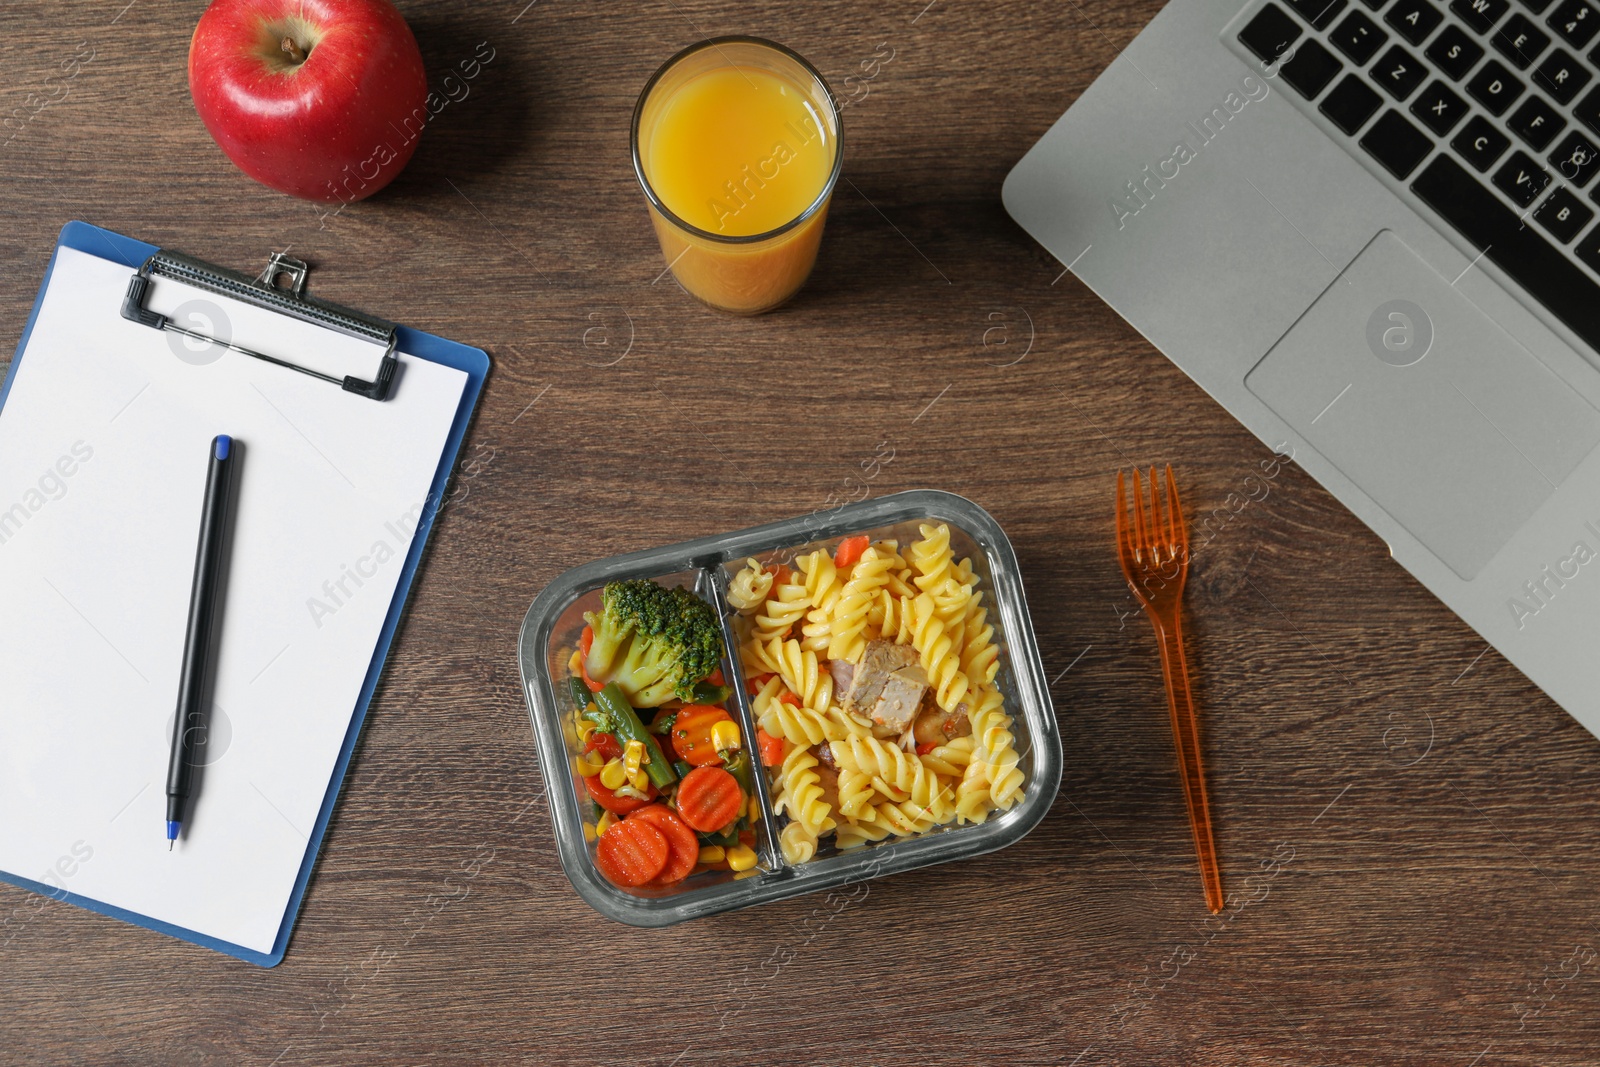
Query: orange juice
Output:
[[633, 39, 841, 315], [645, 67, 834, 237]]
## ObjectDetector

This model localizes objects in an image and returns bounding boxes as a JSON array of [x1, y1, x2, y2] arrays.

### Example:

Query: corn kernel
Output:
[[697, 845, 726, 866], [711, 720, 742, 753], [575, 752, 605, 777], [748, 794, 761, 820], [582, 822, 597, 842], [599, 758, 626, 790], [726, 844, 757, 872], [628, 768, 650, 792], [568, 649, 582, 676], [623, 739, 645, 779], [596, 811, 617, 836]]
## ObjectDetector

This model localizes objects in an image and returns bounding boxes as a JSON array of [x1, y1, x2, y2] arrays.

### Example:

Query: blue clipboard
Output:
[[0, 221, 490, 966]]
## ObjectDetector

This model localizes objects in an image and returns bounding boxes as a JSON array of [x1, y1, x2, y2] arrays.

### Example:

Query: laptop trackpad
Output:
[[1245, 230, 1600, 581]]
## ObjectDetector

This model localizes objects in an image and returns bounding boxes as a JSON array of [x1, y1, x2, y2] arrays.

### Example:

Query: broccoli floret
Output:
[[583, 579, 724, 707]]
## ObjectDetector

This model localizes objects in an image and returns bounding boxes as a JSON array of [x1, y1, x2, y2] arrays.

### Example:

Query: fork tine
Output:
[[1165, 464, 1185, 556], [1130, 467, 1147, 565], [1152, 463, 1164, 566], [1115, 469, 1127, 560]]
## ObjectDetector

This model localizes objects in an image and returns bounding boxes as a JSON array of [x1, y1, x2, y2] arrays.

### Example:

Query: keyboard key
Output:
[[1548, 0, 1600, 45], [1360, 109, 1437, 175], [1454, 114, 1515, 166], [1453, 0, 1511, 32], [1331, 10, 1390, 61], [1549, 129, 1600, 183], [1387, 0, 1446, 41], [1535, 185, 1596, 238], [1509, 94, 1568, 146], [1282, 37, 1345, 95], [1468, 58, 1529, 111], [1578, 220, 1600, 272], [1321, 72, 1386, 130], [1411, 154, 1600, 349], [1494, 148, 1553, 201], [1285, 0, 1351, 27], [1534, 47, 1594, 99], [1427, 24, 1488, 75], [1523, 0, 1558, 13], [1372, 45, 1430, 96], [1496, 12, 1554, 62], [1240, 4, 1303, 61], [1576, 84, 1600, 132], [1412, 79, 1472, 131]]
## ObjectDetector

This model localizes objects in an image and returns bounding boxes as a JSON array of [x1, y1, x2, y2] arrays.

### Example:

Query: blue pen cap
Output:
[[214, 435, 231, 461]]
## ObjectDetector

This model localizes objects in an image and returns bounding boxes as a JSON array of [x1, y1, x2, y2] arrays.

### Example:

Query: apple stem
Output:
[[280, 36, 307, 65]]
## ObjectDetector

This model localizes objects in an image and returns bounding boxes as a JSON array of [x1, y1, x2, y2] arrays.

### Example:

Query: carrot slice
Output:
[[671, 705, 733, 767], [756, 729, 785, 767], [676, 766, 744, 832], [583, 772, 653, 816], [595, 818, 668, 887], [629, 805, 699, 887], [834, 535, 870, 569]]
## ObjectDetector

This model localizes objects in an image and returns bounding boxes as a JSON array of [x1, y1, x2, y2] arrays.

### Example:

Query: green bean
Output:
[[596, 683, 677, 789]]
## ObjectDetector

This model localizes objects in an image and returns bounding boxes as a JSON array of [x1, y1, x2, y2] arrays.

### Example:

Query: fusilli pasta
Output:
[[735, 523, 1028, 861]]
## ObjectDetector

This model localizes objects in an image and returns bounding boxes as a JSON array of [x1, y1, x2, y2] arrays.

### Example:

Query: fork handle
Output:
[[1152, 608, 1225, 914]]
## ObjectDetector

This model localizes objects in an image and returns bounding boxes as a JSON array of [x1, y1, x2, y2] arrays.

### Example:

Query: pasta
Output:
[[910, 591, 970, 713], [969, 685, 1023, 808], [729, 523, 1026, 859], [774, 744, 835, 837], [798, 549, 844, 653], [830, 735, 940, 809], [828, 545, 894, 663], [959, 596, 999, 687], [741, 566, 809, 672], [780, 821, 818, 864], [727, 557, 774, 612], [765, 635, 833, 713], [920, 734, 975, 778], [836, 766, 878, 820], [911, 522, 956, 594], [753, 676, 846, 746]]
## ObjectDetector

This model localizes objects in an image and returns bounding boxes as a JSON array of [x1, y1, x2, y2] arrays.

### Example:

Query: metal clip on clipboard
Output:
[[120, 250, 399, 401]]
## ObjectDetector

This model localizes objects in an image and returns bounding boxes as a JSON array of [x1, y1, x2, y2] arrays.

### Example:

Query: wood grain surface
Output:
[[4, 1, 1600, 1064]]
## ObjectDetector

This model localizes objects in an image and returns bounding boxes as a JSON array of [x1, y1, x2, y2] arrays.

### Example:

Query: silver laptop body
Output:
[[1004, 0, 1600, 737]]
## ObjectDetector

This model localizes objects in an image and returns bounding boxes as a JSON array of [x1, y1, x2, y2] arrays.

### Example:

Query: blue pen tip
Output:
[[214, 435, 231, 461], [166, 820, 180, 842]]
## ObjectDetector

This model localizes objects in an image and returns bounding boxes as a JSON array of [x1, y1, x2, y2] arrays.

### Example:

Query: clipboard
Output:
[[0, 221, 489, 966]]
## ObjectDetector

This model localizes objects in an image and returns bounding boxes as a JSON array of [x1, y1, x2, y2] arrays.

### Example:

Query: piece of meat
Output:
[[871, 663, 928, 735], [841, 639, 919, 715], [829, 657, 855, 697], [815, 764, 840, 812], [816, 740, 840, 771], [913, 691, 973, 746]]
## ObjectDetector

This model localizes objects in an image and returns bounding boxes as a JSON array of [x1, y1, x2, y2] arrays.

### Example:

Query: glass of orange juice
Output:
[[631, 37, 843, 315]]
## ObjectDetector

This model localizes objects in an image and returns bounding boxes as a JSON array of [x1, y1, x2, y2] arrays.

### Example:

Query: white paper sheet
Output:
[[0, 246, 468, 953]]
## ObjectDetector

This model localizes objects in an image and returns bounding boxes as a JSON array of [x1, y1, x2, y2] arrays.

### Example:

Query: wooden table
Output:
[[4, 1, 1599, 1063]]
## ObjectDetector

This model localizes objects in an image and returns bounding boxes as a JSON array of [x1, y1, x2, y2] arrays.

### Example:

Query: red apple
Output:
[[188, 0, 428, 202]]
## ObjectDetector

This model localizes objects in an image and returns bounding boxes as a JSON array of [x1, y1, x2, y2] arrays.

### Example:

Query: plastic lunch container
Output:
[[516, 490, 1063, 926]]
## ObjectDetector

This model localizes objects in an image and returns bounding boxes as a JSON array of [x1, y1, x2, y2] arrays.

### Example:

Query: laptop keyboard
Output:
[[1233, 0, 1600, 354]]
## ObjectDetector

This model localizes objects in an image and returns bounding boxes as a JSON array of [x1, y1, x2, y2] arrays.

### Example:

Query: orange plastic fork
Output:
[[1116, 465, 1224, 914]]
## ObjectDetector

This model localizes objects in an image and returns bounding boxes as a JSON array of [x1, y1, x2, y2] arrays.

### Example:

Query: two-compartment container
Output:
[[517, 491, 1063, 925]]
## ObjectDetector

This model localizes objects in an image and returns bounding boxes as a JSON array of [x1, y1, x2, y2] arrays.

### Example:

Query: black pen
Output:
[[167, 434, 237, 849]]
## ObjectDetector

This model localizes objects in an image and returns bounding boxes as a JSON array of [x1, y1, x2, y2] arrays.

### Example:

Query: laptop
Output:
[[1004, 0, 1600, 738]]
